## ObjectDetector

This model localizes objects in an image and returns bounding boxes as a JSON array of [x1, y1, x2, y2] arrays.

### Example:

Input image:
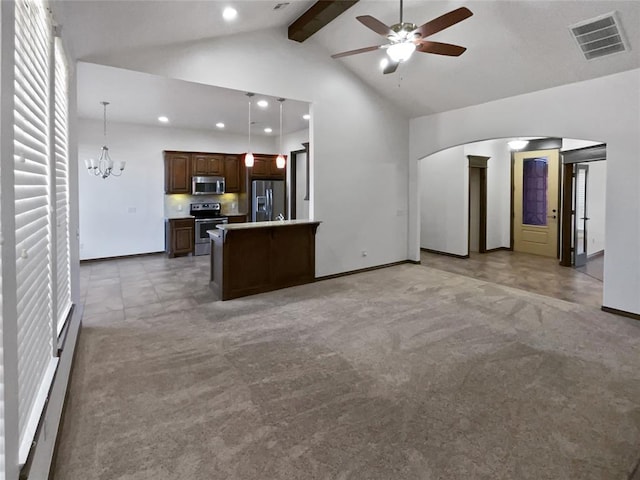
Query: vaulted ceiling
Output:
[[52, 0, 640, 124]]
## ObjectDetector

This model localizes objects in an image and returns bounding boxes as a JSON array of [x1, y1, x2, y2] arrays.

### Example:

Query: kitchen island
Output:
[[208, 220, 321, 300]]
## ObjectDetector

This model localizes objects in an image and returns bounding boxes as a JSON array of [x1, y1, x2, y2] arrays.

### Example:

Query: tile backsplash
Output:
[[164, 193, 247, 218]]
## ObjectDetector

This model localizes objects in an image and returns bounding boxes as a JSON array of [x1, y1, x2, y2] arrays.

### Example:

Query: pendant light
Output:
[[244, 93, 255, 167], [84, 101, 126, 179], [276, 98, 286, 169]]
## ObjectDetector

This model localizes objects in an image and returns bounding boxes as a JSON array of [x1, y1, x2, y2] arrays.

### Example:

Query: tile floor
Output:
[[80, 254, 213, 322], [420, 249, 603, 308], [80, 249, 604, 322]]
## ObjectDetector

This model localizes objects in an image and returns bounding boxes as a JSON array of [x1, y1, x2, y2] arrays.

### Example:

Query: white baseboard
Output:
[[20, 305, 82, 480]]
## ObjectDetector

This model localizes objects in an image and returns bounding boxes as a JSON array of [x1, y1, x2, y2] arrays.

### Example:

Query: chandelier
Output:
[[84, 101, 125, 178]]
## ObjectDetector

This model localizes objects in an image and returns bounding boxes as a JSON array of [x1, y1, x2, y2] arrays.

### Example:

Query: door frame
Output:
[[559, 143, 606, 266], [574, 164, 590, 267], [467, 155, 488, 254], [288, 142, 309, 220]]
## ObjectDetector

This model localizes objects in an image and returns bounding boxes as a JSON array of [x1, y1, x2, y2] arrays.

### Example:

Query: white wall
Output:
[[78, 119, 275, 260], [419, 146, 467, 256], [91, 27, 410, 276], [585, 161, 606, 255], [561, 138, 601, 151], [419, 139, 511, 256], [410, 68, 640, 314]]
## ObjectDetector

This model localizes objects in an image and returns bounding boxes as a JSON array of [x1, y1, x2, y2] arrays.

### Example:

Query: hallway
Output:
[[420, 250, 603, 308]]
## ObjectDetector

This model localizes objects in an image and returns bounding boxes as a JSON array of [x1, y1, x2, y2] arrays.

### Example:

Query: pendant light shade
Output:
[[244, 92, 255, 167], [276, 98, 286, 169]]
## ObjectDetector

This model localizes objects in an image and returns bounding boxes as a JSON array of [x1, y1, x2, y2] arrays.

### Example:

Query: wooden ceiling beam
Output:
[[288, 0, 359, 43]]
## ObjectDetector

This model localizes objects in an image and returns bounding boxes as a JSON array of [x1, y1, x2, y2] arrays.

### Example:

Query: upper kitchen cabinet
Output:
[[164, 151, 191, 194], [251, 154, 286, 180], [192, 153, 224, 176], [223, 154, 242, 193]]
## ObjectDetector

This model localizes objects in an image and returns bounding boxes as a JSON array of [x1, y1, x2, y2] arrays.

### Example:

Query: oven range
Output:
[[190, 203, 228, 256]]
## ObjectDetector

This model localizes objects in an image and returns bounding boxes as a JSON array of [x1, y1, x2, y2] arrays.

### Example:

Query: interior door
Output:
[[574, 164, 589, 267], [513, 149, 559, 257]]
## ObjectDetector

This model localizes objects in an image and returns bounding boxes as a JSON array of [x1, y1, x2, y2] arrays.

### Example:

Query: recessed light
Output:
[[264, 127, 272, 133], [158, 116, 169, 123], [303, 114, 310, 120], [216, 122, 225, 128], [222, 7, 237, 21], [257, 100, 269, 108]]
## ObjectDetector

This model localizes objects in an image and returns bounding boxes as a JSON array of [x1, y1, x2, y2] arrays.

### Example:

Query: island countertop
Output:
[[215, 219, 320, 231]]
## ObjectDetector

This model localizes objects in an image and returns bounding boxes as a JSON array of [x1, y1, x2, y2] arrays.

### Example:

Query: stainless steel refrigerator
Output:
[[251, 180, 286, 222]]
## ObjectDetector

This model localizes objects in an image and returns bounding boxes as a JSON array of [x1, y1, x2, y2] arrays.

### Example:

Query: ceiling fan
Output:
[[331, 1, 473, 74]]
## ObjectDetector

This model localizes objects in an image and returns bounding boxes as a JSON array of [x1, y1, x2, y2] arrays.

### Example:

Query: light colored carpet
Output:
[[54, 264, 640, 479]]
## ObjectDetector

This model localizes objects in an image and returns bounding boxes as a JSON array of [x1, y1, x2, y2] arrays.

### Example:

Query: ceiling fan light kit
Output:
[[331, 2, 473, 74], [387, 42, 416, 62]]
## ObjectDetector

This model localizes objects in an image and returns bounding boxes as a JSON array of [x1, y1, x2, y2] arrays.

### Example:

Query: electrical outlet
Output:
[[80, 243, 84, 250], [361, 250, 367, 257], [127, 207, 136, 214], [177, 204, 183, 212]]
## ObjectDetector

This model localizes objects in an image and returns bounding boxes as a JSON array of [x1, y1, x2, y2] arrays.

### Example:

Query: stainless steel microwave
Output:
[[192, 176, 225, 195]]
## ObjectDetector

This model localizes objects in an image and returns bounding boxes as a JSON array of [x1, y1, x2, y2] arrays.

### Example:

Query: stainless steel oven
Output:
[[190, 203, 227, 256], [194, 217, 227, 256]]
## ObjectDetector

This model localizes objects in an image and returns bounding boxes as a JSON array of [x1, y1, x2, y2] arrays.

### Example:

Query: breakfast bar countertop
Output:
[[216, 219, 320, 231]]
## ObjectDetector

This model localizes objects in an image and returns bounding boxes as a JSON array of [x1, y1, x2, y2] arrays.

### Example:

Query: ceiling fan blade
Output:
[[416, 41, 467, 57], [413, 7, 473, 39], [357, 15, 394, 37], [383, 60, 399, 75], [331, 45, 382, 59]]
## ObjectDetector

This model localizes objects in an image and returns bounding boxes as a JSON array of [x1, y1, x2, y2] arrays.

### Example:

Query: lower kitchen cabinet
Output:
[[166, 218, 194, 257], [226, 215, 247, 224]]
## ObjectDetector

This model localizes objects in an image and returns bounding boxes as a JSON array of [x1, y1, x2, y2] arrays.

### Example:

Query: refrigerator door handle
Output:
[[267, 189, 273, 220]]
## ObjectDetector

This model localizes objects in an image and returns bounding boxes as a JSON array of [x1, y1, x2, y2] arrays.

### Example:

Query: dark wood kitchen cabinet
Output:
[[192, 153, 224, 176], [250, 154, 286, 180], [223, 154, 242, 193], [164, 151, 191, 194], [166, 218, 194, 257], [226, 214, 247, 224]]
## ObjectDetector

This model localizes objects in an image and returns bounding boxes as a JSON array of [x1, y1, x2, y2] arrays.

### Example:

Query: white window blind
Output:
[[54, 38, 71, 335], [14, 0, 57, 463], [0, 269, 4, 480]]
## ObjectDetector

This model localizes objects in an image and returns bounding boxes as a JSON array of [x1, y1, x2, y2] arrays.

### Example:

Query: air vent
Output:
[[274, 2, 290, 10], [569, 12, 629, 60]]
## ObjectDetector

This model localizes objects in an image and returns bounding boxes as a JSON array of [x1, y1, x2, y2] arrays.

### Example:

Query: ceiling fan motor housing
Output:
[[389, 22, 418, 41]]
